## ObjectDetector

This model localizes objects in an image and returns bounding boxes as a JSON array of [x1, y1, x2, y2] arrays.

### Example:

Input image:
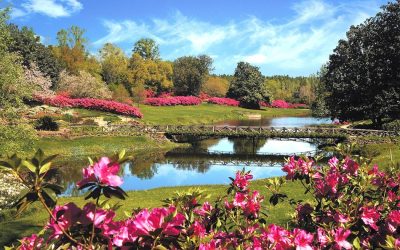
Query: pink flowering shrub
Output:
[[207, 97, 240, 107], [144, 96, 202, 106], [260, 100, 309, 109], [35, 95, 143, 118], [5, 146, 400, 249]]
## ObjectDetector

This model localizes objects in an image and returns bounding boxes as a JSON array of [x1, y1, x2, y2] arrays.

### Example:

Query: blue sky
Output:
[[3, 0, 387, 76]]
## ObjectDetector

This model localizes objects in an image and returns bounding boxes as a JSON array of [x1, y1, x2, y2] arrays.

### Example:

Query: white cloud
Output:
[[17, 0, 83, 18], [94, 0, 383, 75]]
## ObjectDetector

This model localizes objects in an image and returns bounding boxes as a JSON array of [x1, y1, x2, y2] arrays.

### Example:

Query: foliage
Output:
[[7, 24, 60, 84], [110, 83, 132, 105], [322, 1, 400, 125], [34, 116, 59, 131], [99, 43, 129, 86], [144, 96, 202, 106], [173, 55, 213, 96], [265, 75, 319, 105], [23, 63, 54, 97], [227, 62, 270, 109], [36, 95, 143, 118], [132, 83, 147, 106], [201, 76, 229, 97], [52, 26, 100, 77], [382, 120, 400, 131], [132, 38, 160, 60], [0, 124, 37, 157], [56, 70, 112, 99], [128, 53, 173, 93], [6, 148, 400, 249], [207, 97, 239, 107]]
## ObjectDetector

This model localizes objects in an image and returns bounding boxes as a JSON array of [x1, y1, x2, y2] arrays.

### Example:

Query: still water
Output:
[[61, 117, 332, 195]]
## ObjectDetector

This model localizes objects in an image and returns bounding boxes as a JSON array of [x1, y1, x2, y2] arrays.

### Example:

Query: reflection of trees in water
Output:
[[169, 158, 211, 173], [228, 137, 267, 154], [191, 138, 221, 150], [129, 151, 165, 179]]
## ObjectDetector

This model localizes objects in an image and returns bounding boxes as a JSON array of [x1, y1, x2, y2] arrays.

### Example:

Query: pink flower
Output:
[[77, 157, 123, 187], [332, 227, 352, 250], [387, 210, 400, 233], [343, 157, 359, 176], [194, 202, 213, 216], [233, 171, 253, 190], [334, 211, 349, 224], [191, 221, 206, 237], [82, 203, 115, 227], [293, 228, 314, 250], [360, 206, 380, 230], [19, 234, 43, 250], [317, 228, 328, 247], [47, 203, 82, 240], [265, 224, 291, 249]]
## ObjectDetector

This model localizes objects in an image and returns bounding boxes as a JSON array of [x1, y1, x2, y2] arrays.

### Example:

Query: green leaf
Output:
[[119, 149, 126, 160], [41, 154, 58, 165], [22, 160, 36, 172], [353, 237, 361, 249], [39, 162, 52, 175], [153, 245, 168, 250], [0, 161, 13, 169]]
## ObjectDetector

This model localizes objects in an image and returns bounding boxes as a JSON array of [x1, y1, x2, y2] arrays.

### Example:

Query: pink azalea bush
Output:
[[35, 95, 143, 118], [8, 148, 400, 249], [144, 96, 202, 106], [207, 97, 240, 107], [260, 100, 308, 109]]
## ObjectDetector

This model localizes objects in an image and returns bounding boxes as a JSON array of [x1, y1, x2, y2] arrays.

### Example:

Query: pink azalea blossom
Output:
[[19, 234, 44, 250], [293, 228, 314, 250], [233, 171, 253, 190], [360, 206, 380, 230], [332, 227, 352, 250], [77, 157, 123, 187]]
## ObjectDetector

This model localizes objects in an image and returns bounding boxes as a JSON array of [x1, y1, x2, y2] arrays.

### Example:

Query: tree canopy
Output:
[[132, 38, 160, 60], [173, 55, 213, 96], [322, 1, 400, 124], [227, 62, 270, 109]]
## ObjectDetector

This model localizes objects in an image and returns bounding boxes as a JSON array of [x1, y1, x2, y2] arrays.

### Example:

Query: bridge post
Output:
[[213, 126, 215, 132]]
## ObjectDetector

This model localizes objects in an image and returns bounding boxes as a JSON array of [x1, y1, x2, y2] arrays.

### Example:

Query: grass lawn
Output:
[[32, 136, 178, 158], [363, 139, 400, 169], [0, 179, 309, 247], [72, 104, 310, 125]]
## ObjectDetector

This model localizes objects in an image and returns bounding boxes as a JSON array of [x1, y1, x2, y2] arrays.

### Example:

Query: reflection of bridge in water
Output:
[[164, 148, 330, 167]]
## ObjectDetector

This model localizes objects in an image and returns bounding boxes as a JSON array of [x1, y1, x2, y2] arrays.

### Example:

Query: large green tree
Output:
[[322, 1, 400, 125], [227, 62, 270, 109], [173, 55, 213, 96], [132, 38, 160, 60], [7, 24, 60, 84]]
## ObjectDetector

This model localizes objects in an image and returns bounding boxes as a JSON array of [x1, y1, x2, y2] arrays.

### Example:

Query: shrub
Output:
[[144, 96, 202, 106], [34, 116, 59, 131], [201, 76, 229, 97], [260, 100, 309, 109], [110, 84, 132, 105], [56, 70, 112, 99], [36, 95, 143, 118], [6, 147, 400, 249], [207, 97, 240, 106], [383, 120, 400, 131]]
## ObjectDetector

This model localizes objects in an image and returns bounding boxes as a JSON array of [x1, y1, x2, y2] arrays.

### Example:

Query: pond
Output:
[[61, 116, 332, 196]]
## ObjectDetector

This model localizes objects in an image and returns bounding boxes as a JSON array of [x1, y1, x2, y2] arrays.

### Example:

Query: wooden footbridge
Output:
[[68, 124, 398, 140], [155, 125, 397, 140]]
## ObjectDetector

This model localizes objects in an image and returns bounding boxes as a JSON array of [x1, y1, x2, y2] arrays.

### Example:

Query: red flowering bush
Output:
[[4, 145, 400, 249], [207, 97, 240, 107], [35, 95, 143, 118], [144, 96, 202, 106]]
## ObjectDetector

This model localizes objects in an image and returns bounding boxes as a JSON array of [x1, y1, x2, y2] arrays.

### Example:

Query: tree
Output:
[[173, 55, 213, 96], [56, 70, 112, 99], [132, 38, 160, 60], [99, 43, 129, 85], [132, 83, 147, 107], [322, 1, 400, 125], [52, 26, 100, 77], [128, 53, 173, 94], [7, 24, 61, 84], [24, 62, 54, 97], [201, 76, 229, 97], [227, 62, 270, 109]]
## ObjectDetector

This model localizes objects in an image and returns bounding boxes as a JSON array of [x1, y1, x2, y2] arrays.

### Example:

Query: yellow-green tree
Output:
[[99, 43, 129, 85], [201, 76, 229, 97]]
